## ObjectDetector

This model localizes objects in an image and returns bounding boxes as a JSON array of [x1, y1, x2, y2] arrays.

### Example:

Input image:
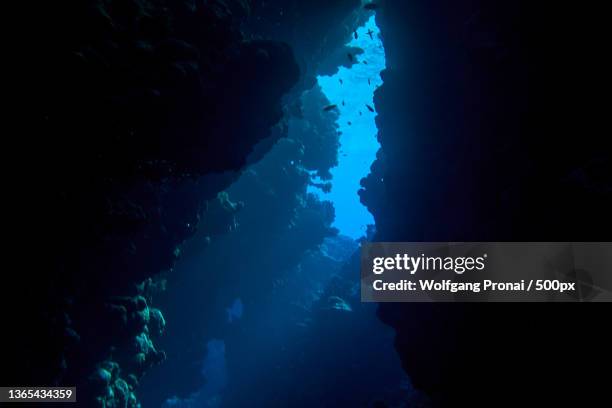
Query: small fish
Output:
[[366, 104, 375, 112], [368, 78, 371, 85], [323, 104, 338, 111], [347, 53, 354, 62], [363, 60, 368, 65], [326, 296, 352, 312], [364, 3, 378, 11], [367, 29, 375, 39], [342, 100, 345, 106], [359, 111, 363, 116], [339, 78, 343, 85], [347, 121, 352, 126], [354, 30, 358, 39]]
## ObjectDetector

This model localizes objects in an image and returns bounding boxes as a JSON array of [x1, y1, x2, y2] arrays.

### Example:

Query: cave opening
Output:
[[14, 1, 611, 407], [309, 15, 385, 239], [140, 11, 412, 408]]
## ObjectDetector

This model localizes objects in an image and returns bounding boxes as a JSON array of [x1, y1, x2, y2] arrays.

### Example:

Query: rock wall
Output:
[[363, 1, 611, 405], [138, 84, 340, 406], [244, 0, 363, 89], [5, 1, 302, 406]]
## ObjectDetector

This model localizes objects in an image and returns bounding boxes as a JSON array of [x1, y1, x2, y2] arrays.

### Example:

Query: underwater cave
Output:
[[5, 1, 610, 407], [139, 11, 417, 408], [309, 15, 384, 239]]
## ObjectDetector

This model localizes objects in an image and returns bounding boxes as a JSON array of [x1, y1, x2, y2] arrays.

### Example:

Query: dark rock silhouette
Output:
[[5, 0, 300, 406], [361, 1, 611, 406]]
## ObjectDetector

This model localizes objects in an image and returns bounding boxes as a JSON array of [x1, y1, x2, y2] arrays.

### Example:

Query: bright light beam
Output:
[[309, 15, 385, 239]]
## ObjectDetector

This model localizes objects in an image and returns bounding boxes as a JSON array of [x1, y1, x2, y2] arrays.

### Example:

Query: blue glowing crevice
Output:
[[309, 15, 385, 239]]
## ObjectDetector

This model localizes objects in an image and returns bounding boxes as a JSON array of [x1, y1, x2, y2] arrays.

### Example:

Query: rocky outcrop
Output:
[[138, 84, 341, 406], [5, 0, 301, 405], [87, 290, 167, 407], [245, 0, 363, 89]]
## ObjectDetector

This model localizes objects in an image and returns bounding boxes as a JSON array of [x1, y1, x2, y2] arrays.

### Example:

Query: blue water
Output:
[[309, 15, 385, 239], [226, 298, 243, 323], [163, 339, 227, 408], [160, 16, 391, 408]]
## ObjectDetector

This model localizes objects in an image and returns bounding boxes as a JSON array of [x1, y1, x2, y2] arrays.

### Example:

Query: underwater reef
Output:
[[5, 0, 362, 406], [244, 0, 363, 88], [5, 0, 610, 406], [138, 80, 415, 406], [137, 84, 340, 406], [7, 0, 302, 405]]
